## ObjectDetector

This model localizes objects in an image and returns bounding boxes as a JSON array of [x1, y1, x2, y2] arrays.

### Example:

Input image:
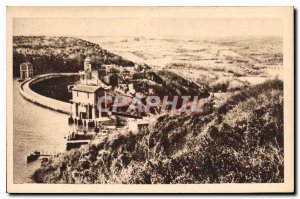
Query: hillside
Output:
[[32, 79, 283, 184], [130, 70, 209, 97], [13, 36, 135, 77]]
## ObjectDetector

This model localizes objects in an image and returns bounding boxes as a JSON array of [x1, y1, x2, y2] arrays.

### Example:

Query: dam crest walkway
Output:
[[19, 73, 78, 115]]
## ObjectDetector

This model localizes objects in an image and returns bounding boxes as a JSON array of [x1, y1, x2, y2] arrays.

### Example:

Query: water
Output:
[[13, 79, 70, 183]]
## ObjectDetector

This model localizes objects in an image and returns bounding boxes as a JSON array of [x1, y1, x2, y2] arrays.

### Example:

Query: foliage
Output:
[[32, 79, 284, 184], [13, 36, 134, 77]]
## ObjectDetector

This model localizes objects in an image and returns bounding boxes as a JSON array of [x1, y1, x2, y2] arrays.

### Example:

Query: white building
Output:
[[70, 57, 111, 127]]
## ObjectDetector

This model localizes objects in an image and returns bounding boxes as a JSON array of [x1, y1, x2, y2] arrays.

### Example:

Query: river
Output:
[[13, 79, 70, 183]]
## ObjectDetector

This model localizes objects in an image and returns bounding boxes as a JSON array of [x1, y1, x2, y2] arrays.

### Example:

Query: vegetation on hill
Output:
[[131, 70, 210, 98], [32, 79, 283, 184], [13, 36, 135, 77]]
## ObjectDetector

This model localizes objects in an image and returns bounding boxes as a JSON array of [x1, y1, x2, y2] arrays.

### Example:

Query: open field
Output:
[[84, 36, 283, 90]]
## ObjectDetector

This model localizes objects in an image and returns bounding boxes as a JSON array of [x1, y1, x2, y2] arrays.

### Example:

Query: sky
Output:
[[13, 18, 282, 38]]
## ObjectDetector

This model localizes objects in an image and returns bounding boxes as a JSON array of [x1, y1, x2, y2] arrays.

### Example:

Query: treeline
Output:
[[13, 36, 135, 77]]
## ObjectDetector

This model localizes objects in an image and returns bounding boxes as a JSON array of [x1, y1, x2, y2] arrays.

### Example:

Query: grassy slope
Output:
[[32, 79, 283, 184]]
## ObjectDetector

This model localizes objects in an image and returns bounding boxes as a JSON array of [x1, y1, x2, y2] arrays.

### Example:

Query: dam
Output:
[[18, 73, 79, 115]]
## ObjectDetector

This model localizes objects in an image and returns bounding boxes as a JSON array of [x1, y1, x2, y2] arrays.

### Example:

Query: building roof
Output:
[[20, 62, 33, 70], [72, 84, 102, 93]]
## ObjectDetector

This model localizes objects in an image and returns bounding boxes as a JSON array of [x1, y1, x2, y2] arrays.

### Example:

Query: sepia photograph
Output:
[[6, 6, 294, 193]]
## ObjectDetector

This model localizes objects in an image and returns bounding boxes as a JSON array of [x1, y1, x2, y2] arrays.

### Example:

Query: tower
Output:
[[80, 56, 99, 85], [84, 57, 92, 71]]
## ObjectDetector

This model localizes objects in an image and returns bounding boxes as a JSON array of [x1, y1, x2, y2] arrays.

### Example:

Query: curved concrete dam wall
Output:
[[19, 73, 79, 115]]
